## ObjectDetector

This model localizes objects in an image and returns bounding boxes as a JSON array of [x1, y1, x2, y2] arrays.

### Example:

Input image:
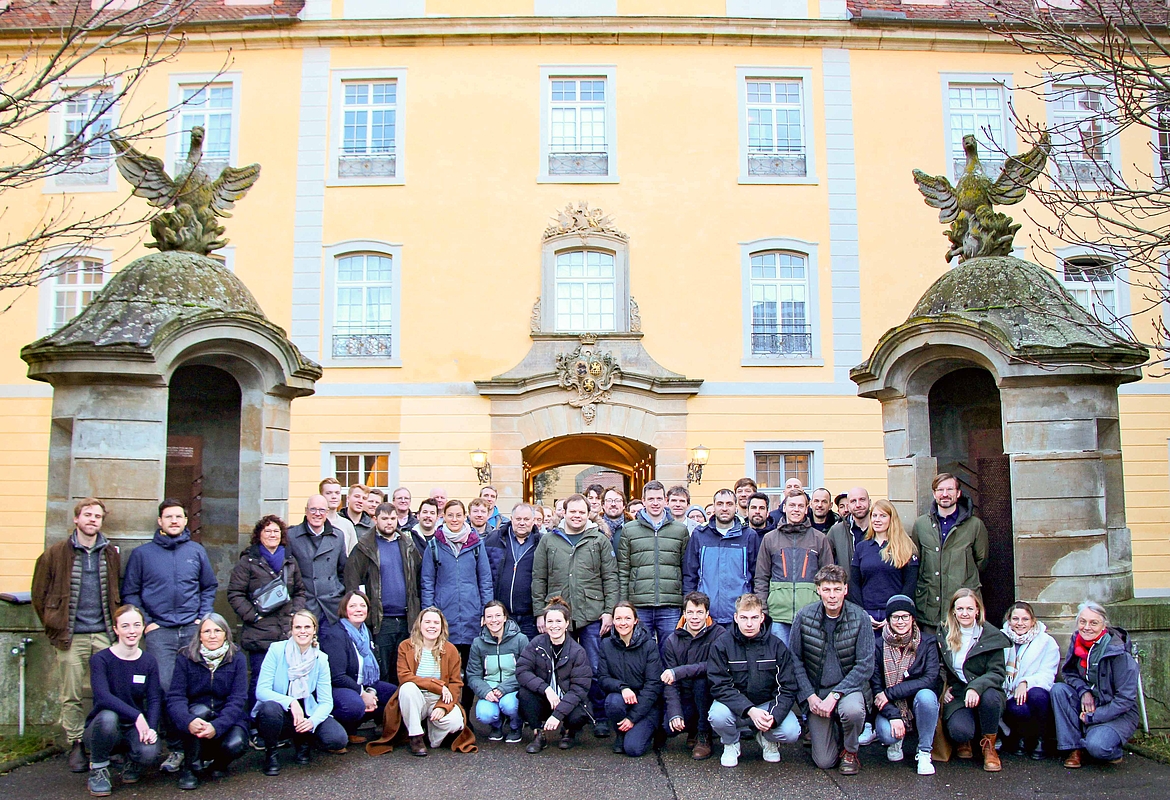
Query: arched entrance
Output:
[[522, 434, 655, 503], [928, 367, 1014, 625]]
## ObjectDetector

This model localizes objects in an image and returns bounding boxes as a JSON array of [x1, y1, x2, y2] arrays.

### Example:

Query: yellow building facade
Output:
[[0, 1, 1167, 598]]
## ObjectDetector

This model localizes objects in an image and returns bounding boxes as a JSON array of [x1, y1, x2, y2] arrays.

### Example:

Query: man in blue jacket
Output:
[[121, 498, 217, 772], [683, 489, 761, 627], [484, 502, 542, 639]]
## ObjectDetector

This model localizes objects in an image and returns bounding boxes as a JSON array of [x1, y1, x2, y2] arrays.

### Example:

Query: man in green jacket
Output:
[[911, 473, 989, 630], [531, 493, 619, 735], [618, 480, 690, 657]]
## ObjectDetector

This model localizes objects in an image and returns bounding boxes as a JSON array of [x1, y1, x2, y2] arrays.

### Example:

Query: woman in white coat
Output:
[[1000, 601, 1060, 759]]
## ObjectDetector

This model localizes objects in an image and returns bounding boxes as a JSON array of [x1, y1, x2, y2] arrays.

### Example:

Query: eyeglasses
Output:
[[306, 507, 328, 514], [889, 613, 913, 622]]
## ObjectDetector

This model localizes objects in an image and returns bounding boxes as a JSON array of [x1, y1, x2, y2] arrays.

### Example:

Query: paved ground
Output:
[[3, 733, 1167, 800]]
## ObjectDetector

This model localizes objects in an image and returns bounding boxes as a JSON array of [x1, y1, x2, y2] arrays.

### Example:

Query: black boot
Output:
[[176, 766, 199, 790], [293, 740, 311, 765], [262, 747, 280, 777]]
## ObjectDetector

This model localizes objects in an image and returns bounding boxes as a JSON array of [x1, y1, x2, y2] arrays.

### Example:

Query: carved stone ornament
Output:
[[912, 132, 1049, 263], [543, 201, 628, 242], [555, 333, 621, 425], [629, 297, 641, 333], [530, 297, 541, 333]]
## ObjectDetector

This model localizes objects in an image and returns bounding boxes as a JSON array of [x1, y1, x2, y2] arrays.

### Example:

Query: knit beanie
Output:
[[885, 594, 917, 620]]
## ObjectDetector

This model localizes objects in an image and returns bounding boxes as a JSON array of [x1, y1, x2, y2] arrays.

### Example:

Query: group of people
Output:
[[29, 473, 1142, 796]]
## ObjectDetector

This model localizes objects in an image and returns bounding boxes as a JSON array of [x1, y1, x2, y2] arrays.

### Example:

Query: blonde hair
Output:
[[945, 588, 985, 652], [868, 499, 917, 569], [409, 606, 449, 659]]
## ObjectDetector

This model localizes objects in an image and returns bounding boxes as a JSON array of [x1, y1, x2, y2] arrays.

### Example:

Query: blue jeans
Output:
[[475, 692, 521, 729], [708, 700, 801, 746], [875, 689, 940, 753], [637, 606, 682, 659], [605, 693, 662, 757], [1052, 682, 1126, 760], [770, 622, 792, 646], [574, 620, 606, 718]]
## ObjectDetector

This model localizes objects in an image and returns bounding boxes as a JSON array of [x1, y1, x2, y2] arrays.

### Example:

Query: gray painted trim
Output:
[[0, 384, 53, 398], [1135, 587, 1170, 597], [1119, 382, 1170, 395], [313, 382, 481, 397], [821, 50, 864, 384], [698, 381, 857, 396], [300, 0, 331, 19], [727, 0, 810, 17], [291, 48, 332, 361], [345, 0, 425, 17]]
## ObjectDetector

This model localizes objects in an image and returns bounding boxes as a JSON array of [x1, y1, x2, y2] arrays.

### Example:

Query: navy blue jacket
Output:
[[421, 527, 494, 646], [319, 621, 384, 692], [484, 522, 542, 617], [122, 530, 217, 628], [166, 648, 249, 734], [1059, 627, 1141, 742], [870, 631, 940, 721]]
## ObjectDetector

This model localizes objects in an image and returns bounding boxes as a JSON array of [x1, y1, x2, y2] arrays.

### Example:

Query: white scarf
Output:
[[284, 637, 319, 700], [200, 642, 230, 675]]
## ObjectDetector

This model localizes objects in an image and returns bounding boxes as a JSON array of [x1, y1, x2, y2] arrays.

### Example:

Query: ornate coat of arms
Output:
[[555, 334, 620, 424]]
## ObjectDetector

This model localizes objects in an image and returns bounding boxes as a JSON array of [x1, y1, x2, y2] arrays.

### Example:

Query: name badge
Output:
[[133, 674, 146, 684]]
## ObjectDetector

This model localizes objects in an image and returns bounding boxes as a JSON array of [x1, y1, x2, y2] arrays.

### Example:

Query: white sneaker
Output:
[[858, 722, 876, 746], [916, 750, 936, 775], [720, 740, 740, 767], [886, 739, 904, 762], [757, 733, 781, 763], [160, 751, 184, 773]]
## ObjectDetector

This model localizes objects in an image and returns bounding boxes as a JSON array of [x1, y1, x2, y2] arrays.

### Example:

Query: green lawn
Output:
[[1131, 732, 1170, 764], [0, 734, 55, 767]]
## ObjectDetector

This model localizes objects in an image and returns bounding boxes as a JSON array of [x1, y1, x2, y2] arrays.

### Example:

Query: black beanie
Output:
[[885, 594, 917, 620]]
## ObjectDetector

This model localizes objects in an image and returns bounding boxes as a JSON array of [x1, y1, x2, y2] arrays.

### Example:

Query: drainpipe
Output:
[[10, 637, 33, 736]]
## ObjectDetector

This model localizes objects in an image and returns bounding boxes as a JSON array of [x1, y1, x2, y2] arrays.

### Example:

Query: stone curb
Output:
[[0, 745, 62, 775]]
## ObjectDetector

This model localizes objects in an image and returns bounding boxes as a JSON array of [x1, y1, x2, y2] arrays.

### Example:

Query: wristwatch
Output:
[[831, 692, 842, 701]]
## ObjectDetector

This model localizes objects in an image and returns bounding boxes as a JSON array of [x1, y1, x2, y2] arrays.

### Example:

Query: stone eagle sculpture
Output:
[[111, 126, 261, 255], [912, 132, 1050, 263]]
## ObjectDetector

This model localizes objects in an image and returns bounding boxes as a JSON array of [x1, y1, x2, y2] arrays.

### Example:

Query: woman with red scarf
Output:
[[1052, 601, 1140, 768]]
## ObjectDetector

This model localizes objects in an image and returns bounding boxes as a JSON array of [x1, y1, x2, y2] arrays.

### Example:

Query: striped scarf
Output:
[[882, 623, 921, 724]]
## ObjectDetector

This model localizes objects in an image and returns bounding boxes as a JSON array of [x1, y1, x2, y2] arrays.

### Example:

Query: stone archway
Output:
[[522, 434, 656, 502]]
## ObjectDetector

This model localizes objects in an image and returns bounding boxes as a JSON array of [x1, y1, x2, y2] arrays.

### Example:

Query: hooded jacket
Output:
[[682, 519, 761, 625], [1058, 627, 1140, 740], [939, 621, 1010, 720], [662, 619, 725, 724], [287, 517, 348, 625], [707, 620, 798, 722], [754, 517, 834, 625], [484, 521, 543, 617], [420, 526, 494, 646], [516, 633, 593, 721], [531, 522, 619, 629], [226, 544, 308, 652], [466, 618, 530, 701], [122, 529, 217, 628], [597, 623, 663, 723], [871, 629, 941, 722], [32, 532, 121, 650], [617, 510, 690, 609], [912, 495, 990, 627], [344, 528, 422, 634]]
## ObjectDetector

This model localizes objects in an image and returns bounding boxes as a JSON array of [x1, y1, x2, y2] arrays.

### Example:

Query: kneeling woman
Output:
[[1001, 601, 1060, 759], [84, 605, 163, 797], [598, 602, 663, 757], [319, 591, 397, 741], [870, 595, 939, 776], [1054, 601, 1140, 768], [370, 607, 470, 756], [253, 610, 348, 775], [467, 601, 530, 743], [939, 588, 1011, 772], [166, 614, 249, 790], [516, 597, 593, 753]]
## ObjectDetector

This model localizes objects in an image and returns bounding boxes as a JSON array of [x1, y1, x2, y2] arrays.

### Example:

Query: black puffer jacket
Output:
[[516, 634, 593, 722], [662, 620, 725, 724], [870, 630, 940, 721], [597, 624, 663, 723], [707, 621, 798, 722], [789, 600, 874, 703], [226, 545, 308, 652]]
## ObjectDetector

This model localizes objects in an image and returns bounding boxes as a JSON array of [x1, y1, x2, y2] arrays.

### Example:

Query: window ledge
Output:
[[537, 174, 620, 184], [326, 177, 404, 188], [741, 357, 824, 367], [738, 175, 818, 186], [42, 180, 118, 194], [319, 358, 403, 369]]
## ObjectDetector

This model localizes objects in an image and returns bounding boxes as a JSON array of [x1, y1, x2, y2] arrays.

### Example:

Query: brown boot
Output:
[[691, 733, 712, 761], [1063, 749, 1083, 769], [956, 741, 974, 759], [407, 735, 428, 757], [980, 735, 1002, 772]]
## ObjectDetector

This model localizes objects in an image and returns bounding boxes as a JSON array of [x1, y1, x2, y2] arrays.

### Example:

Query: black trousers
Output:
[[179, 703, 248, 769], [374, 616, 409, 678], [946, 689, 1005, 743], [518, 686, 591, 733]]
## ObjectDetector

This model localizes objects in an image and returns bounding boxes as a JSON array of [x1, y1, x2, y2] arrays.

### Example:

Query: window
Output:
[[755, 452, 810, 493], [321, 240, 402, 366], [1156, 96, 1170, 183], [737, 68, 815, 184], [555, 250, 616, 332], [178, 84, 233, 175], [51, 259, 105, 331], [333, 253, 395, 358], [340, 80, 397, 178], [540, 66, 617, 183], [51, 87, 116, 189], [1048, 83, 1114, 184], [322, 442, 399, 494], [947, 83, 1008, 181], [749, 251, 811, 357], [744, 440, 823, 503], [1062, 256, 1119, 326], [329, 68, 407, 186], [739, 238, 821, 364]]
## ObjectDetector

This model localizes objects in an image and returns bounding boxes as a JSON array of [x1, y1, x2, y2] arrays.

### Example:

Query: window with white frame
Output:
[[947, 83, 1008, 181], [51, 258, 105, 332], [749, 251, 811, 357], [333, 253, 395, 358], [53, 87, 116, 188], [177, 83, 234, 175], [754, 452, 811, 498], [555, 249, 616, 332], [339, 80, 397, 179], [1157, 95, 1170, 184], [745, 78, 806, 178], [334, 452, 392, 489], [1061, 256, 1119, 327], [549, 77, 608, 175], [1048, 83, 1113, 184]]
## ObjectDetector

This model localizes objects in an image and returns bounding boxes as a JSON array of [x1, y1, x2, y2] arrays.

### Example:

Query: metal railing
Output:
[[750, 322, 812, 356]]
